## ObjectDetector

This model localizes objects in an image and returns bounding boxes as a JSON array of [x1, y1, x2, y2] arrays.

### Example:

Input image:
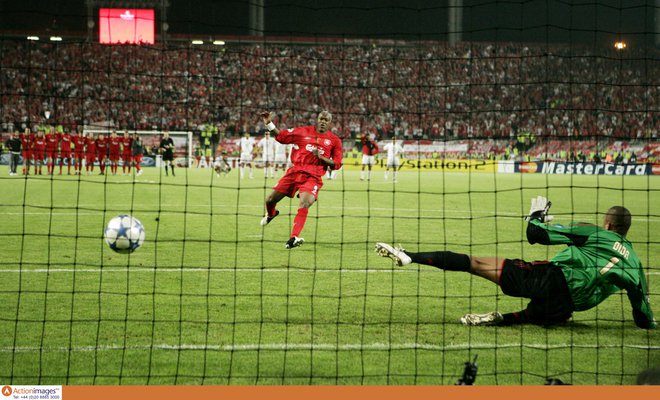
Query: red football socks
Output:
[[266, 203, 277, 218], [291, 207, 309, 238]]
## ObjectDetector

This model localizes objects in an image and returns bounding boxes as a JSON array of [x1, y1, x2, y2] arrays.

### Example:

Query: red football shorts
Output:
[[273, 170, 324, 199]]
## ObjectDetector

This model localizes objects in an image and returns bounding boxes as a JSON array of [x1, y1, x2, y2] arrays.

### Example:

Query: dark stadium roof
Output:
[[1, 0, 656, 47]]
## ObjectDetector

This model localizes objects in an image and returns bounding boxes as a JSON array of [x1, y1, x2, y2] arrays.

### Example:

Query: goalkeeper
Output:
[[375, 197, 656, 329]]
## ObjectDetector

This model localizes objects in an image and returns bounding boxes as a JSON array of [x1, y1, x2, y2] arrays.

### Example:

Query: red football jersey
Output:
[[20, 132, 34, 150], [96, 137, 108, 156], [121, 136, 133, 154], [361, 138, 379, 155], [45, 133, 60, 152], [108, 137, 122, 154], [32, 136, 46, 152], [73, 135, 87, 152], [59, 133, 72, 153], [275, 126, 343, 177], [85, 137, 96, 155]]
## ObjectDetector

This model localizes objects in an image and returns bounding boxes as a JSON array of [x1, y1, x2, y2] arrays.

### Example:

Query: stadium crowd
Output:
[[1, 39, 657, 162]]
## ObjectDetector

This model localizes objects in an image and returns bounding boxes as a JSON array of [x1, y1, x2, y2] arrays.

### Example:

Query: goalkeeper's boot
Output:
[[285, 236, 304, 249], [460, 312, 504, 326], [260, 210, 280, 226], [374, 242, 411, 266]]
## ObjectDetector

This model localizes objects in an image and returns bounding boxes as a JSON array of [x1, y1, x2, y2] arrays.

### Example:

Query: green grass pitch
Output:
[[0, 165, 657, 385]]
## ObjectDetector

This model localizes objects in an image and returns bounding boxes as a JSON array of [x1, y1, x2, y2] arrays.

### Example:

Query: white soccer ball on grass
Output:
[[104, 214, 145, 254]]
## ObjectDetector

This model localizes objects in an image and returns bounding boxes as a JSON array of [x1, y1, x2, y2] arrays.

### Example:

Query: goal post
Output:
[[82, 129, 194, 167]]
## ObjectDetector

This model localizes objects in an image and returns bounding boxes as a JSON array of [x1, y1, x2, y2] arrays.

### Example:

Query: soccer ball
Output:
[[104, 214, 145, 254]]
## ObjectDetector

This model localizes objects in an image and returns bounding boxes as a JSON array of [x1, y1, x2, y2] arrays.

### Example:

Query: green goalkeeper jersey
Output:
[[529, 219, 655, 328]]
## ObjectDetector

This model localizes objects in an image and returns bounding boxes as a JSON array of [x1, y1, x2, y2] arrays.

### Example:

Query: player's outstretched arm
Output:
[[628, 265, 656, 329], [261, 111, 277, 134], [525, 196, 594, 246], [526, 196, 554, 244]]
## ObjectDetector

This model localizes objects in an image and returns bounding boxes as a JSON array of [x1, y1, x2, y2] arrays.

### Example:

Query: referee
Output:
[[159, 131, 175, 176]]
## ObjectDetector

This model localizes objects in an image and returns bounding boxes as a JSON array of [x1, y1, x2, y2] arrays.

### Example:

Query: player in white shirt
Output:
[[273, 141, 290, 176], [239, 132, 255, 179], [383, 136, 404, 182], [259, 132, 276, 178]]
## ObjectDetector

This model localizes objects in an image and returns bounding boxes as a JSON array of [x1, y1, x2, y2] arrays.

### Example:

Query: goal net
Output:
[[0, 1, 657, 387]]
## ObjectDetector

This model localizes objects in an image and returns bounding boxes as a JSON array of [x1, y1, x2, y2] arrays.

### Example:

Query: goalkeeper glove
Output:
[[525, 195, 554, 223]]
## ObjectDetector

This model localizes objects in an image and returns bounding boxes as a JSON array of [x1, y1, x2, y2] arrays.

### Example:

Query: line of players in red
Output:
[[18, 129, 143, 176]]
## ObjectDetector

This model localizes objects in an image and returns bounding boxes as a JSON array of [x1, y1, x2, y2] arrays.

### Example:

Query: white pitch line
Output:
[[1, 212, 107, 216], [3, 205, 659, 221], [0, 268, 420, 274], [1, 342, 657, 353], [0, 267, 660, 275], [0, 268, 658, 275]]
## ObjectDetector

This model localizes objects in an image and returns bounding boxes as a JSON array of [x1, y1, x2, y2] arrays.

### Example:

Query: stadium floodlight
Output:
[[614, 41, 627, 50], [26, 36, 39, 41], [191, 40, 204, 45], [213, 40, 225, 46], [49, 36, 63, 41]]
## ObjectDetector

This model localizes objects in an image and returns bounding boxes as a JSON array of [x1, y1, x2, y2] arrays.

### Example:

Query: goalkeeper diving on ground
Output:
[[375, 196, 656, 329]]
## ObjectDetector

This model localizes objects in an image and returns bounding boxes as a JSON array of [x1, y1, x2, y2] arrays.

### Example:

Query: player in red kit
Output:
[[58, 130, 73, 174], [73, 132, 87, 174], [260, 110, 343, 249], [108, 131, 122, 175], [20, 128, 34, 175], [360, 133, 379, 181], [121, 131, 133, 175], [45, 128, 60, 175], [131, 133, 144, 176], [32, 131, 46, 175], [85, 133, 97, 175], [96, 133, 108, 175]]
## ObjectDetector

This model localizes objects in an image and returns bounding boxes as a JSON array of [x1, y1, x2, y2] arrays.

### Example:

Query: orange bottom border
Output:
[[64, 385, 660, 400]]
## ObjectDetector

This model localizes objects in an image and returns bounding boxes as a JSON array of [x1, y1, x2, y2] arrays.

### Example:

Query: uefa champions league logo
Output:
[[120, 10, 135, 21]]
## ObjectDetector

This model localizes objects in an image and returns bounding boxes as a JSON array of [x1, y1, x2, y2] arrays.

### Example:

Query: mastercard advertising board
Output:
[[513, 161, 656, 176]]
